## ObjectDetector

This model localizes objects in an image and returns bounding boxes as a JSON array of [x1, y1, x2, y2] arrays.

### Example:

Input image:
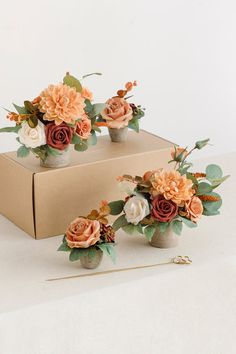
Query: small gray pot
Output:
[[150, 228, 179, 248], [108, 126, 128, 142], [40, 149, 70, 168], [80, 249, 103, 269]]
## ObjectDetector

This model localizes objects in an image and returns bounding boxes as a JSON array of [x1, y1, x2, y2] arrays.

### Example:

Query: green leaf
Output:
[[17, 145, 30, 158], [57, 243, 71, 252], [112, 214, 129, 231], [144, 225, 156, 241], [28, 115, 38, 128], [47, 146, 62, 156], [63, 74, 82, 92], [171, 220, 183, 235], [158, 222, 170, 233], [180, 216, 197, 228], [90, 103, 106, 118], [128, 118, 139, 133], [136, 224, 144, 234], [71, 134, 82, 145], [24, 100, 36, 113], [211, 175, 230, 188], [108, 200, 125, 215], [13, 103, 28, 114], [84, 99, 93, 114], [197, 182, 213, 195], [195, 138, 210, 150], [203, 209, 220, 216], [74, 142, 88, 152], [87, 131, 97, 146], [133, 109, 145, 120], [206, 164, 223, 180], [69, 248, 88, 262], [97, 243, 116, 263], [0, 125, 21, 133], [186, 173, 198, 186], [122, 223, 138, 235], [93, 126, 102, 133]]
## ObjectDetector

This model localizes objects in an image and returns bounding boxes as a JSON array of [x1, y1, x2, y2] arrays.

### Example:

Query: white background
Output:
[[0, 0, 236, 156]]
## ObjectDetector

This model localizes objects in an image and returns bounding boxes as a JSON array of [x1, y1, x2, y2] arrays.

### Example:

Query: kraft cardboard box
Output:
[[0, 130, 174, 239]]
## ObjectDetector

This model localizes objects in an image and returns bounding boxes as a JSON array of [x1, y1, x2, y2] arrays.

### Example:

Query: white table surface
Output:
[[0, 152, 235, 354]]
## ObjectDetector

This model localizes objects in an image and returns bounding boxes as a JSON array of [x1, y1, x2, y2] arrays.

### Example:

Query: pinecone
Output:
[[100, 223, 115, 243]]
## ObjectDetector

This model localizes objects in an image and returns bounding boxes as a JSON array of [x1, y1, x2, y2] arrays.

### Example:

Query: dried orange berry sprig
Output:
[[117, 81, 137, 99]]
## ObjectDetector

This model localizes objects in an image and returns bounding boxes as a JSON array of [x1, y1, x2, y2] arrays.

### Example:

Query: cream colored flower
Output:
[[150, 169, 194, 205], [124, 195, 150, 225], [18, 121, 46, 148], [38, 83, 85, 126]]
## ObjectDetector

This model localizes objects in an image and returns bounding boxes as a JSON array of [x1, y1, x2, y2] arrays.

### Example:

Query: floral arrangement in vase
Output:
[[58, 201, 116, 269], [0, 72, 104, 168], [97, 81, 145, 142], [109, 139, 229, 248]]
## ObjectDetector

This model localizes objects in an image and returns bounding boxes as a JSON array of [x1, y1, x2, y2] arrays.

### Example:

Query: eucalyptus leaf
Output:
[[71, 134, 82, 145], [203, 209, 220, 216], [197, 182, 213, 195], [90, 103, 106, 117], [206, 164, 223, 180], [108, 200, 125, 215], [202, 192, 222, 212], [211, 175, 230, 188], [69, 248, 88, 262], [74, 142, 88, 152]]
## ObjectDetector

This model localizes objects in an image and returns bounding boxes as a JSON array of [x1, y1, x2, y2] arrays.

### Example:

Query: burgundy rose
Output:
[[151, 195, 178, 222], [45, 122, 73, 150]]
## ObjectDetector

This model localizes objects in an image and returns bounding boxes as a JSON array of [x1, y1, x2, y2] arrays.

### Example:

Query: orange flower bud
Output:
[[117, 89, 127, 98], [125, 82, 133, 91]]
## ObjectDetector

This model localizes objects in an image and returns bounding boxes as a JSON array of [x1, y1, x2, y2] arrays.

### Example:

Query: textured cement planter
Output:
[[108, 127, 128, 142], [150, 228, 179, 248], [40, 149, 70, 168], [80, 249, 103, 269]]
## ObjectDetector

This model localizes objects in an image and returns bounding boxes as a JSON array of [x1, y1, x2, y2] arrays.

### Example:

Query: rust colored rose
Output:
[[151, 195, 178, 222], [101, 97, 133, 129], [66, 217, 101, 248], [185, 196, 203, 222], [46, 122, 73, 150]]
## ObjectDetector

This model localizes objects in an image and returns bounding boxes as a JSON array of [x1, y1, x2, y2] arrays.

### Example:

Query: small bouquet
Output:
[[0, 72, 104, 168], [98, 81, 145, 142], [58, 201, 116, 269], [109, 139, 229, 248]]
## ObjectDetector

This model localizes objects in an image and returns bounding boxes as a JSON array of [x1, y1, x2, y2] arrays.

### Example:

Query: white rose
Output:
[[124, 195, 150, 225], [18, 121, 46, 148]]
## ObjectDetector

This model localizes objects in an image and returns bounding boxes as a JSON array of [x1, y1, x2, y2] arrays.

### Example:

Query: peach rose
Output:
[[81, 87, 93, 101], [66, 217, 101, 248], [171, 147, 188, 161], [75, 116, 91, 140], [101, 97, 133, 129], [185, 196, 203, 222]]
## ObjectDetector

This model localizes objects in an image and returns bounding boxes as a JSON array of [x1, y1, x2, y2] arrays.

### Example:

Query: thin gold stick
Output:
[[46, 256, 192, 282]]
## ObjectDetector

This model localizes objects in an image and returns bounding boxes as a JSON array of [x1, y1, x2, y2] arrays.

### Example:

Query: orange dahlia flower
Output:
[[38, 83, 85, 126], [150, 169, 194, 205]]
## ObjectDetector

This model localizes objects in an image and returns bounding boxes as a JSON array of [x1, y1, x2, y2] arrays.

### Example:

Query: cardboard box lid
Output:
[[3, 130, 173, 174]]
